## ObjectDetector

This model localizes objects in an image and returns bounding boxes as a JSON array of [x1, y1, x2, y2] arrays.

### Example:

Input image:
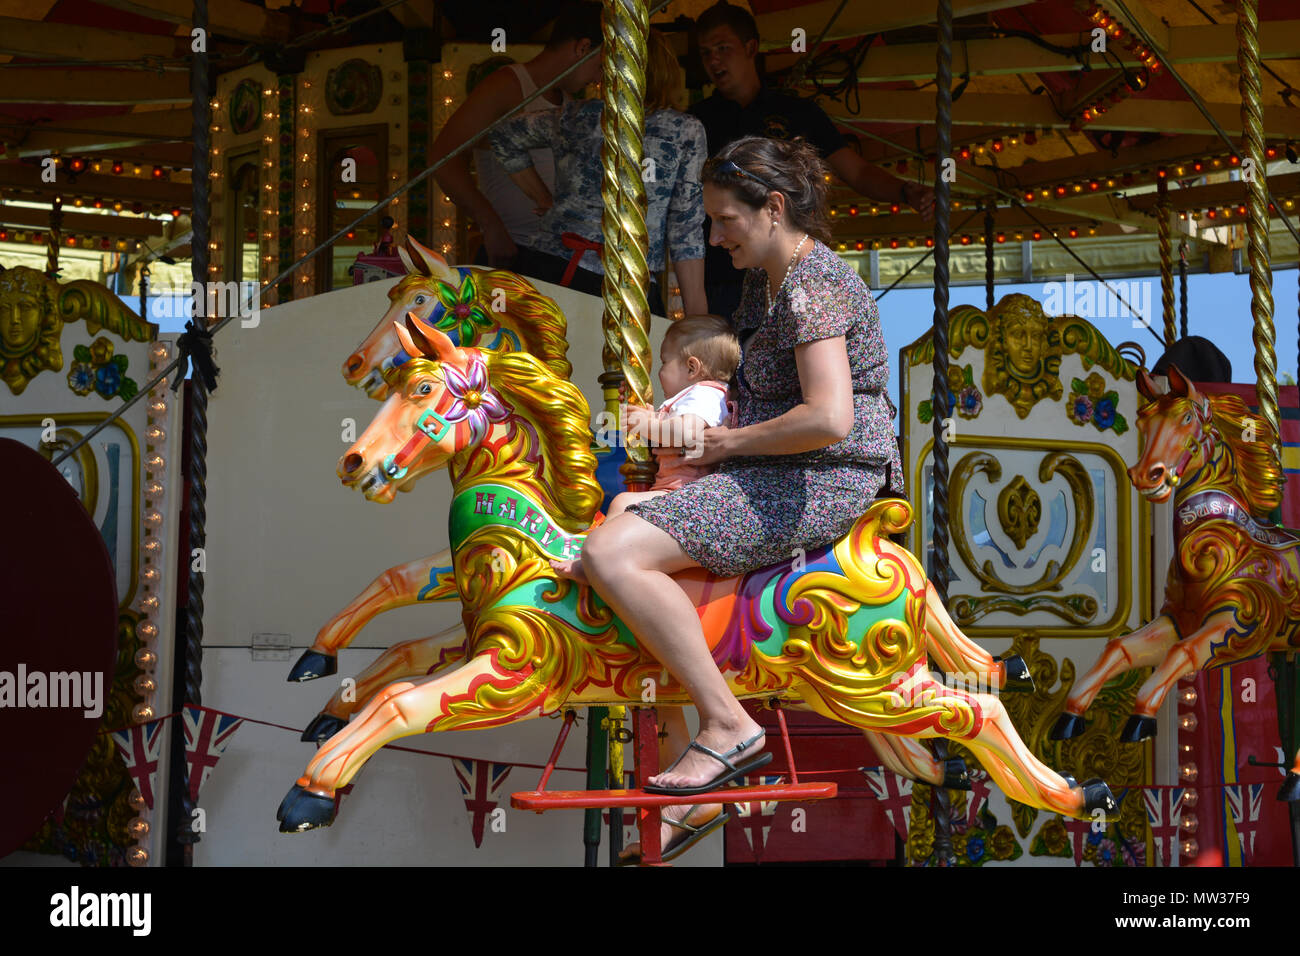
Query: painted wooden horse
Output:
[[1050, 366, 1300, 801], [275, 314, 1114, 831]]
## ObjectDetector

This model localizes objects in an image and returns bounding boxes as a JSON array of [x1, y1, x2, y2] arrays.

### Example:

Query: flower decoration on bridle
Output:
[[441, 355, 510, 445], [433, 271, 493, 345]]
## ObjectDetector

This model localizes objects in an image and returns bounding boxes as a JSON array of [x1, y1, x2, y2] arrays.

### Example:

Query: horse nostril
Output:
[[342, 453, 364, 475], [1146, 464, 1165, 484], [346, 354, 364, 375]]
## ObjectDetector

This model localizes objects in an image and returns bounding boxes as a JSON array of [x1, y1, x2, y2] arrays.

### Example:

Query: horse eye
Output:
[[414, 294, 427, 305], [418, 383, 432, 395], [1183, 412, 1192, 424]]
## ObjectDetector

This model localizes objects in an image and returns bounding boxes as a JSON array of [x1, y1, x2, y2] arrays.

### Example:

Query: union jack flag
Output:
[[1143, 786, 1185, 867], [181, 706, 244, 803], [861, 767, 913, 842], [452, 758, 512, 848], [1224, 783, 1266, 863], [965, 769, 992, 829], [1061, 814, 1092, 866], [110, 718, 167, 810], [733, 773, 786, 858]]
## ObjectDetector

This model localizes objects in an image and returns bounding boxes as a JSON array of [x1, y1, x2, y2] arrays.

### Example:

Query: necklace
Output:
[[766, 233, 809, 314]]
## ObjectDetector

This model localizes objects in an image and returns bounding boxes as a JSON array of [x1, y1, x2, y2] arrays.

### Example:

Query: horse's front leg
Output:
[[865, 731, 965, 788], [287, 548, 454, 681], [923, 582, 1031, 692], [300, 624, 469, 742], [279, 651, 542, 832], [1051, 615, 1178, 740], [1122, 610, 1236, 741], [1283, 748, 1300, 802]]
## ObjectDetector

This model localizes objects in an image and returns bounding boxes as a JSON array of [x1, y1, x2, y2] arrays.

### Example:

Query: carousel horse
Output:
[[275, 313, 1115, 832], [1050, 365, 1300, 801], [302, 248, 1029, 791]]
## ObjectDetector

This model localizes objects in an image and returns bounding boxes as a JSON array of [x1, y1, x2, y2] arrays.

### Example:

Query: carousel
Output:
[[1, 0, 1298, 871]]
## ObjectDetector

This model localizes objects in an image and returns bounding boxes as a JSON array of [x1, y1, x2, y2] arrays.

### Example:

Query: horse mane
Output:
[[1208, 392, 1284, 519], [387, 269, 573, 380]]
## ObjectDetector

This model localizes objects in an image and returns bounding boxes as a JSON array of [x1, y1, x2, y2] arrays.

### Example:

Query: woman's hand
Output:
[[688, 424, 735, 467]]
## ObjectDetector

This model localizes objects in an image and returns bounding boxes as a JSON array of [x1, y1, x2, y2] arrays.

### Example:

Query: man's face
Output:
[[697, 25, 756, 99], [560, 39, 604, 94]]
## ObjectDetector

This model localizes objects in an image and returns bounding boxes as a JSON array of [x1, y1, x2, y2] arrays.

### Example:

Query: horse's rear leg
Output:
[[279, 653, 538, 831], [1283, 749, 1300, 802], [1053, 615, 1178, 739], [866, 731, 963, 788], [1124, 612, 1233, 740]]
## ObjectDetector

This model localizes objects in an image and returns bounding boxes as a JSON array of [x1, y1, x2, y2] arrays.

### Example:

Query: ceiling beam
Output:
[[2, 109, 193, 157], [87, 0, 292, 42], [390, 0, 435, 30], [0, 69, 191, 105], [0, 15, 179, 60], [0, 204, 165, 237], [820, 90, 1300, 137], [1126, 172, 1300, 212], [754, 0, 1034, 51], [0, 162, 192, 204]]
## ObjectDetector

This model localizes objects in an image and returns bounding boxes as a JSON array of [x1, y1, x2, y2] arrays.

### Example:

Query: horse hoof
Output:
[[942, 757, 971, 790], [278, 786, 337, 833], [301, 712, 347, 743], [1080, 778, 1118, 815], [1279, 772, 1300, 802], [1120, 714, 1157, 743], [287, 650, 337, 683], [1061, 774, 1077, 789], [277, 783, 304, 822], [1049, 712, 1086, 740], [996, 654, 1035, 693]]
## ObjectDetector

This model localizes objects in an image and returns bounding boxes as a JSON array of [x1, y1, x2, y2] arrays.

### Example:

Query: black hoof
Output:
[[278, 786, 337, 833], [1050, 712, 1086, 740], [287, 650, 337, 683], [1120, 714, 1157, 743], [1280, 772, 1300, 802], [942, 757, 971, 790], [1060, 774, 1077, 789], [995, 654, 1035, 693], [277, 784, 304, 822], [301, 712, 348, 743], [1081, 777, 1118, 815]]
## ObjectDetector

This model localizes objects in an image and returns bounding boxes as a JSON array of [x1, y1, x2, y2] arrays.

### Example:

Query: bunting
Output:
[[451, 758, 512, 848], [861, 768, 914, 842], [733, 773, 786, 858], [181, 706, 244, 803], [1143, 786, 1185, 867], [109, 719, 167, 810]]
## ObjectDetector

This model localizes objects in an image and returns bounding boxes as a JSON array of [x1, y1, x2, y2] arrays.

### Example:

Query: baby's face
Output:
[[658, 346, 697, 398]]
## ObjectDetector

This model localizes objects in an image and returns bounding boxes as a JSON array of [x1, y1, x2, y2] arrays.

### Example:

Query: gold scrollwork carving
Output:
[[997, 475, 1040, 549], [948, 450, 1098, 625]]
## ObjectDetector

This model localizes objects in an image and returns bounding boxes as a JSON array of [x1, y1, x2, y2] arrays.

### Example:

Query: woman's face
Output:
[[703, 182, 773, 271]]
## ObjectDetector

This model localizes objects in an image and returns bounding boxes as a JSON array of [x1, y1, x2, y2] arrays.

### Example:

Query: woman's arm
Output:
[[694, 336, 854, 464], [508, 167, 554, 214], [664, 115, 707, 314], [672, 258, 707, 316]]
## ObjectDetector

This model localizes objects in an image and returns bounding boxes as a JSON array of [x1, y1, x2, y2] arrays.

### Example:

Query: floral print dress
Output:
[[626, 240, 904, 577]]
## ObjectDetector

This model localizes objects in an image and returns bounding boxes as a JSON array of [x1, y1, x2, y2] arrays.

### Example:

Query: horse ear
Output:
[[1166, 363, 1194, 398], [1137, 367, 1160, 400], [393, 320, 421, 360], [402, 236, 457, 283], [404, 311, 466, 367], [397, 241, 417, 275]]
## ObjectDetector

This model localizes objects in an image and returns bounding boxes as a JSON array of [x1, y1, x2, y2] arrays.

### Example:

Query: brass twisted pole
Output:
[[1157, 176, 1175, 346], [1238, 0, 1279, 467], [600, 0, 655, 492], [46, 195, 62, 278]]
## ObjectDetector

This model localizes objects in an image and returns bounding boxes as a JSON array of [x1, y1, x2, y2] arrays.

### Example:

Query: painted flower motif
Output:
[[1070, 394, 1094, 425], [1093, 395, 1117, 430], [1095, 837, 1117, 867], [89, 337, 114, 366], [946, 364, 966, 392], [1085, 371, 1106, 400], [434, 272, 493, 345], [989, 825, 1018, 860], [966, 836, 986, 863], [1120, 838, 1145, 867], [1038, 817, 1069, 856], [94, 362, 122, 398], [442, 357, 510, 445], [957, 385, 983, 419], [67, 362, 95, 395]]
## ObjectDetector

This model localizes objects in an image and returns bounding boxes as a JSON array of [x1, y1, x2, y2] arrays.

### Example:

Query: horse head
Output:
[[342, 236, 571, 400], [338, 313, 510, 502], [1128, 363, 1215, 502]]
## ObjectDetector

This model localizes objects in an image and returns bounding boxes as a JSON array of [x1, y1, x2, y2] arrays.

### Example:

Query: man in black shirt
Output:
[[689, 1, 935, 319]]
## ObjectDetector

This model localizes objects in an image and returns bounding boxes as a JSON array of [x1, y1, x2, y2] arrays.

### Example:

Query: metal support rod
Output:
[[633, 707, 662, 865], [983, 198, 995, 311], [45, 195, 62, 278], [929, 0, 957, 868], [583, 707, 608, 867], [537, 710, 577, 792]]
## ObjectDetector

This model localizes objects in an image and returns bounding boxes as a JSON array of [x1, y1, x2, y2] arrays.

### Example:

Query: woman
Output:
[[581, 135, 904, 813], [490, 29, 708, 316]]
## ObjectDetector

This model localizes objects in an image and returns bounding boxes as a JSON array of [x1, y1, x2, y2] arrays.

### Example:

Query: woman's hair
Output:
[[645, 29, 685, 113], [663, 314, 741, 382], [702, 136, 832, 245]]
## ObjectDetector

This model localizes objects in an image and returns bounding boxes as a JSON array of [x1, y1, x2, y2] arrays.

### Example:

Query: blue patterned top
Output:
[[491, 98, 706, 274]]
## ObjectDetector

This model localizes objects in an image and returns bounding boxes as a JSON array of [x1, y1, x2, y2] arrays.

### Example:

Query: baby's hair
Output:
[[663, 314, 740, 382]]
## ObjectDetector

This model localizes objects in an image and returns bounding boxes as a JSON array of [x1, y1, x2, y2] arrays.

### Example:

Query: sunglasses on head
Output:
[[715, 159, 776, 192]]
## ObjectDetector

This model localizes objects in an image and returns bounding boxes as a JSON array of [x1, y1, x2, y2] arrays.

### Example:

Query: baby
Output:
[[552, 314, 740, 584]]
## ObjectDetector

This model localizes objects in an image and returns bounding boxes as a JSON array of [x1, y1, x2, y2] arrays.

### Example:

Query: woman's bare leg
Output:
[[552, 489, 670, 584], [581, 512, 764, 789]]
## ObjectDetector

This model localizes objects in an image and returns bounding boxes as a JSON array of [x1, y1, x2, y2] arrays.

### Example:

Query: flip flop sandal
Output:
[[642, 730, 772, 796], [615, 805, 731, 867]]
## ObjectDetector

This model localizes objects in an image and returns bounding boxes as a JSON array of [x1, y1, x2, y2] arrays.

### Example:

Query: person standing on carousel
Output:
[[430, 1, 605, 270], [580, 135, 906, 860], [690, 1, 936, 319]]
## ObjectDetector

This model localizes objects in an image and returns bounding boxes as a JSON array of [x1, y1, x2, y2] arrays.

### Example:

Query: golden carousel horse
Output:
[[275, 313, 1115, 832], [1051, 366, 1300, 801], [295, 243, 1030, 793]]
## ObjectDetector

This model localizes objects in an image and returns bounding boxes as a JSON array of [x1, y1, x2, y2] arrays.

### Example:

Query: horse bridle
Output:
[[1164, 394, 1217, 491]]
